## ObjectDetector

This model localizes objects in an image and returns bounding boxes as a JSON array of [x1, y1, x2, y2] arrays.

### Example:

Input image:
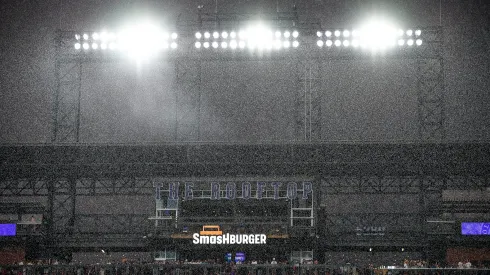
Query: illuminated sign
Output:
[[461, 222, 490, 235], [193, 225, 266, 244], [155, 181, 313, 200], [0, 224, 16, 236]]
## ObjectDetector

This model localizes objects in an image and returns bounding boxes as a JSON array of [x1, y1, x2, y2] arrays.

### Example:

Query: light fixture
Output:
[[213, 31, 219, 39], [316, 31, 322, 37], [284, 31, 290, 38], [203, 42, 210, 48], [326, 40, 333, 47], [195, 41, 201, 48], [292, 41, 299, 47], [83, 33, 89, 40], [283, 40, 290, 48], [292, 30, 299, 38], [91, 43, 98, 49], [334, 30, 341, 37], [204, 32, 210, 39], [325, 31, 332, 37], [92, 32, 99, 40], [407, 39, 414, 46], [83, 43, 89, 50], [334, 40, 341, 47], [415, 29, 421, 36], [230, 31, 236, 38], [212, 41, 218, 48], [221, 41, 228, 48], [343, 40, 349, 47], [317, 40, 324, 47], [222, 31, 228, 39], [406, 29, 413, 36], [398, 39, 405, 46], [74, 43, 81, 50], [343, 30, 350, 37], [230, 40, 237, 49], [275, 31, 282, 38], [170, 42, 177, 49], [416, 39, 422, 46], [195, 32, 202, 39]]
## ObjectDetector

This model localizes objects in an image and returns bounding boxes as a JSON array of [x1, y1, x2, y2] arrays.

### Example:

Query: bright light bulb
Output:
[[317, 40, 324, 47], [316, 31, 322, 37], [326, 40, 333, 47], [171, 33, 178, 39], [221, 31, 228, 39], [75, 34, 81, 40], [406, 29, 413, 36], [238, 30, 246, 39], [92, 32, 99, 40], [195, 32, 202, 39], [334, 40, 341, 47], [230, 40, 237, 49], [352, 40, 359, 47], [352, 30, 359, 37], [275, 31, 281, 38], [398, 39, 405, 46], [284, 31, 290, 38], [416, 39, 422, 46], [274, 40, 282, 49], [195, 42, 201, 48], [325, 31, 332, 37], [203, 42, 209, 48], [334, 30, 341, 37], [100, 43, 107, 50], [213, 31, 219, 39], [82, 43, 89, 49], [204, 32, 210, 39], [74, 43, 81, 50], [343, 30, 350, 37], [292, 41, 299, 47], [221, 41, 228, 48], [343, 40, 349, 47], [407, 39, 414, 46], [283, 41, 290, 48], [230, 31, 236, 38], [398, 29, 404, 36], [170, 42, 177, 48], [109, 42, 116, 50], [238, 41, 246, 48], [292, 30, 299, 38], [415, 30, 422, 36], [92, 43, 98, 49], [212, 41, 218, 48], [83, 33, 89, 40]]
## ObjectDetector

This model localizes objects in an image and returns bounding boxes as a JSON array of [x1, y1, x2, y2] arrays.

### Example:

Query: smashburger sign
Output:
[[192, 225, 266, 245]]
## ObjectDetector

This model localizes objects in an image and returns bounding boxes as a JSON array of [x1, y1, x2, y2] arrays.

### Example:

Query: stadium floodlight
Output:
[[292, 40, 299, 47], [292, 30, 299, 38], [406, 29, 413, 36], [334, 30, 341, 37], [83, 33, 89, 40], [334, 40, 341, 47], [398, 39, 405, 46], [213, 31, 219, 39], [170, 42, 177, 48], [415, 29, 421, 36], [352, 30, 359, 37], [343, 30, 350, 37], [92, 43, 98, 49], [230, 40, 237, 49], [283, 40, 290, 48], [398, 29, 404, 36], [352, 39, 359, 47], [83, 42, 89, 50], [326, 40, 333, 47], [109, 42, 116, 50], [416, 39, 422, 46], [238, 30, 246, 39], [358, 19, 398, 51], [343, 40, 349, 47], [239, 40, 246, 48], [203, 42, 210, 48], [274, 40, 282, 49], [75, 34, 81, 40], [74, 43, 81, 49], [222, 31, 228, 38], [275, 30, 281, 38], [195, 32, 202, 39], [230, 31, 236, 38], [100, 43, 107, 50], [195, 41, 201, 48], [325, 31, 332, 37], [212, 41, 219, 48], [407, 39, 414, 46], [171, 32, 177, 39], [204, 32, 210, 39], [92, 32, 99, 40], [284, 31, 291, 38], [221, 41, 228, 48], [316, 31, 323, 37], [317, 40, 324, 47]]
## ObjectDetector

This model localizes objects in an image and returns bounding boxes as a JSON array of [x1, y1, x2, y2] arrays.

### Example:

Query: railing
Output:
[[1, 264, 489, 275]]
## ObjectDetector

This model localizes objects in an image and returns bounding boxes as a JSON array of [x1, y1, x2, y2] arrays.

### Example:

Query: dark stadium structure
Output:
[[1, 3, 490, 274]]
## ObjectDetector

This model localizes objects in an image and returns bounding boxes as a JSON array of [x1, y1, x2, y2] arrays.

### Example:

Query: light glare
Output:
[[292, 40, 299, 47], [221, 41, 228, 48], [334, 40, 341, 47], [195, 41, 201, 48], [92, 43, 98, 49], [407, 39, 414, 46], [212, 41, 218, 48], [416, 39, 422, 46], [292, 30, 299, 38], [195, 32, 202, 39], [316, 31, 322, 37], [213, 31, 219, 39], [326, 40, 333, 47], [74, 43, 81, 49], [317, 40, 324, 47], [82, 43, 89, 50], [222, 31, 228, 38], [415, 30, 422, 36], [325, 31, 332, 37], [343, 30, 350, 37], [171, 33, 178, 39], [334, 30, 341, 37], [203, 42, 210, 48], [343, 40, 349, 47], [284, 31, 290, 38]]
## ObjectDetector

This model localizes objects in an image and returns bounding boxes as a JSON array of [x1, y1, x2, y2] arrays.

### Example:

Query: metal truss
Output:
[[52, 31, 83, 142], [295, 59, 321, 141], [173, 58, 202, 141]]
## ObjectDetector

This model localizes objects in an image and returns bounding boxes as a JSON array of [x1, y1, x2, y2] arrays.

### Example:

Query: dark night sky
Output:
[[0, 0, 489, 143]]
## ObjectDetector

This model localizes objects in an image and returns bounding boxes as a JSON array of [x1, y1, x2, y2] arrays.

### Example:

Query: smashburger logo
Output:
[[192, 225, 266, 245]]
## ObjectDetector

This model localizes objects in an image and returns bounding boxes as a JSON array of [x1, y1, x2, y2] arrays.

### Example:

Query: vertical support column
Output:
[[295, 59, 322, 141], [417, 27, 445, 141], [173, 58, 202, 141], [52, 31, 83, 143]]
